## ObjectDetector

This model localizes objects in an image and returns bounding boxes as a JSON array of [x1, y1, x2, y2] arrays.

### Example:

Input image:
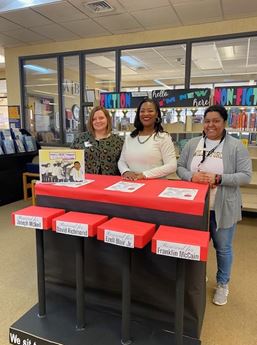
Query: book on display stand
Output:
[[2, 138, 15, 154], [24, 136, 37, 152], [0, 143, 4, 155], [0, 129, 12, 140], [14, 139, 26, 153]]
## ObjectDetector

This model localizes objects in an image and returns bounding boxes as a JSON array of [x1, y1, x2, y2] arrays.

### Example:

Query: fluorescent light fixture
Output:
[[222, 46, 235, 59], [0, 55, 5, 63], [0, 0, 62, 13], [24, 64, 56, 74], [192, 43, 223, 70], [108, 66, 137, 75], [154, 79, 172, 89], [87, 56, 115, 68], [246, 38, 250, 67], [95, 80, 115, 84], [121, 56, 144, 69]]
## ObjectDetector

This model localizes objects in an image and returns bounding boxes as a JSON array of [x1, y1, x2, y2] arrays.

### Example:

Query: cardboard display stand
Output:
[[10, 174, 209, 345]]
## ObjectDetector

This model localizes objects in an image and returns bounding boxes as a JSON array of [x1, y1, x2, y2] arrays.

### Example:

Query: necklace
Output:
[[137, 132, 154, 144]]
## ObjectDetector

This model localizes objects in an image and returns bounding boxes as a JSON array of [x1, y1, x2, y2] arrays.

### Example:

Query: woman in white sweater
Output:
[[118, 98, 177, 180]]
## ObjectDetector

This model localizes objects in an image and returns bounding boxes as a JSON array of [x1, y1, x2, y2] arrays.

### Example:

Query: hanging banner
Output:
[[152, 88, 211, 108], [100, 92, 148, 109], [213, 86, 257, 106]]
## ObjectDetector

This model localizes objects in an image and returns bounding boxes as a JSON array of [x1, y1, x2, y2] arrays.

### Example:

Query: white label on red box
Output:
[[15, 215, 43, 229], [156, 240, 200, 261], [56, 220, 88, 237], [104, 229, 134, 248]]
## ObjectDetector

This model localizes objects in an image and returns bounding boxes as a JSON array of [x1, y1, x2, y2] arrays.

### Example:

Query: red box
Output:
[[52, 211, 108, 237], [97, 217, 156, 248], [12, 206, 65, 230], [152, 226, 210, 262]]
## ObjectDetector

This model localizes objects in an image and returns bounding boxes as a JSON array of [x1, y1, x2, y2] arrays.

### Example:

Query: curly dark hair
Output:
[[131, 98, 163, 138], [204, 105, 228, 121]]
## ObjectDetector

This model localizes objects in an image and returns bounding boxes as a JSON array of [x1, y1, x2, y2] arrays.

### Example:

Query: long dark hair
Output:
[[131, 98, 163, 138]]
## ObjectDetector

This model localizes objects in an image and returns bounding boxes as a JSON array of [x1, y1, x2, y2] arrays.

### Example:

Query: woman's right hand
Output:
[[122, 171, 138, 181]]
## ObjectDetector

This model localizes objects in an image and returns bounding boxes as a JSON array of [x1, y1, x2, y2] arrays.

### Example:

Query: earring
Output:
[[155, 117, 161, 124]]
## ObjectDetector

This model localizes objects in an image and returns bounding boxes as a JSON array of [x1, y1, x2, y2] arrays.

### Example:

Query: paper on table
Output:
[[105, 181, 144, 193], [159, 187, 198, 200]]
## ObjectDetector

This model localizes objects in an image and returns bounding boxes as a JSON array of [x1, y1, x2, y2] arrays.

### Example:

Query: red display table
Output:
[[35, 174, 209, 229], [10, 175, 210, 345]]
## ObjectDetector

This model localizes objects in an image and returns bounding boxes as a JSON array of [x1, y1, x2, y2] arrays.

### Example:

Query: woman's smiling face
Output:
[[203, 111, 226, 140], [139, 101, 157, 129]]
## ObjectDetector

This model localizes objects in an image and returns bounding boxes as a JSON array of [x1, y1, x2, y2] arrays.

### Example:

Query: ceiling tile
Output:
[[34, 2, 87, 23], [222, 0, 257, 19], [1, 8, 54, 28], [174, 0, 222, 25], [0, 32, 23, 47], [93, 13, 143, 33], [64, 18, 111, 37], [0, 16, 23, 31], [131, 6, 181, 30], [117, 0, 170, 11], [31, 23, 81, 41], [3, 28, 51, 43]]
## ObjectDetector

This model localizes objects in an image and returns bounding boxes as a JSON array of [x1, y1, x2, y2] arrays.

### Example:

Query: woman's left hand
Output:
[[135, 173, 145, 180], [204, 172, 216, 188]]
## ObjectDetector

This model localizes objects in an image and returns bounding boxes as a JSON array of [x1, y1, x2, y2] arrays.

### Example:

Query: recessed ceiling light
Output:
[[0, 0, 62, 13]]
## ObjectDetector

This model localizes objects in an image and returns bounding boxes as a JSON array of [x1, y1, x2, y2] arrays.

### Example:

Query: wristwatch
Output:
[[215, 174, 222, 185]]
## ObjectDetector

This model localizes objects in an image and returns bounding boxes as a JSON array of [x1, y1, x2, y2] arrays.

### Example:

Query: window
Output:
[[23, 58, 60, 144]]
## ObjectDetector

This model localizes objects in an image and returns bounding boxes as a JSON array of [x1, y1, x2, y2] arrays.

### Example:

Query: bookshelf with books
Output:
[[0, 129, 38, 205]]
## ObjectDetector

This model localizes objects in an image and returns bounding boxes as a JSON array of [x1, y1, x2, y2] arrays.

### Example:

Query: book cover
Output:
[[11, 128, 23, 140], [2, 139, 15, 154], [14, 139, 26, 153], [39, 149, 85, 183], [0, 129, 12, 140], [24, 136, 37, 152]]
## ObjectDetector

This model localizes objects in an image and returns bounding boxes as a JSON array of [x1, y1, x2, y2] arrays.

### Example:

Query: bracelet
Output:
[[215, 174, 222, 185]]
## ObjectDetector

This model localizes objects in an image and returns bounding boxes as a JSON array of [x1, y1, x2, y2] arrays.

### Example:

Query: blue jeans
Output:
[[209, 211, 236, 285]]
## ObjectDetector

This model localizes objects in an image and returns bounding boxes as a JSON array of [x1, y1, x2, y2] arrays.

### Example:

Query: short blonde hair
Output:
[[87, 106, 112, 135]]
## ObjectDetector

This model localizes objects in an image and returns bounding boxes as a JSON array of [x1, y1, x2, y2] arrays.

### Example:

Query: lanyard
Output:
[[199, 130, 226, 165]]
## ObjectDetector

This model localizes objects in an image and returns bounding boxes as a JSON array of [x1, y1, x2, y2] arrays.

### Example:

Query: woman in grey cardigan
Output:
[[177, 105, 252, 306]]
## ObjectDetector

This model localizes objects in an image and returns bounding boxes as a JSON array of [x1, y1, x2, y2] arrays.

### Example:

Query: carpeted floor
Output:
[[0, 200, 256, 345]]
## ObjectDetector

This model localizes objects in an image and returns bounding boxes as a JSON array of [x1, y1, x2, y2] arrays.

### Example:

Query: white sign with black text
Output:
[[104, 230, 134, 248], [56, 221, 89, 237], [15, 215, 43, 229], [156, 240, 200, 261]]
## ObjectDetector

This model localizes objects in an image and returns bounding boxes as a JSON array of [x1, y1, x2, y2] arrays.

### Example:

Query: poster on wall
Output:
[[39, 149, 85, 183], [213, 86, 257, 106], [8, 105, 21, 128], [152, 88, 211, 108], [0, 97, 9, 129], [100, 92, 150, 109]]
